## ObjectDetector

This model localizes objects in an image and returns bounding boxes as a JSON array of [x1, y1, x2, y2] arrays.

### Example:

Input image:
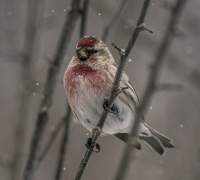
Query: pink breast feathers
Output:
[[76, 37, 97, 48], [64, 64, 112, 98]]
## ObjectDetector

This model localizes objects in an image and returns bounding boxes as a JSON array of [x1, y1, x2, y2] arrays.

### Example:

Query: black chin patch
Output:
[[79, 57, 87, 61]]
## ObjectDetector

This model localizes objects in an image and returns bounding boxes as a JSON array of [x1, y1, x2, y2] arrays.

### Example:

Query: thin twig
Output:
[[54, 105, 72, 180], [137, 23, 153, 33], [80, 0, 90, 38], [102, 0, 128, 42], [11, 0, 40, 180], [111, 43, 124, 55], [114, 0, 187, 180], [75, 1, 151, 179], [54, 2, 90, 179], [156, 83, 183, 91], [166, 53, 200, 91], [23, 0, 80, 179], [36, 0, 90, 171], [38, 117, 65, 164]]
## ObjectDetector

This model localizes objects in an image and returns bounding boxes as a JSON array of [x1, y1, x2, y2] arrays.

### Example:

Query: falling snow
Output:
[[124, 25, 128, 30], [185, 46, 193, 54], [7, 12, 12, 16], [49, 125, 55, 131], [180, 124, 183, 128], [126, 19, 134, 27]]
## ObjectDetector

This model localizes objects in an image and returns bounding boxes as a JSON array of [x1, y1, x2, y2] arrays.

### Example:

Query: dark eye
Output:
[[88, 49, 98, 55]]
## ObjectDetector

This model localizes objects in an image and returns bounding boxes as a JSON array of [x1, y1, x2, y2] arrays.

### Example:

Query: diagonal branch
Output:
[[101, 0, 128, 42], [53, 2, 90, 180], [11, 0, 41, 180], [54, 105, 72, 180], [114, 0, 188, 180], [23, 0, 80, 179], [38, 116, 65, 164], [34, 0, 91, 173], [80, 0, 90, 38], [166, 53, 200, 91], [75, 1, 151, 179]]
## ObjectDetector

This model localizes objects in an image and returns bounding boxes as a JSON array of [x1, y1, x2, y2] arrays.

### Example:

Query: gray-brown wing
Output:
[[106, 64, 145, 121]]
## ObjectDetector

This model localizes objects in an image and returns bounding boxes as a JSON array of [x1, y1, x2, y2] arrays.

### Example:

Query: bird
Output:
[[63, 36, 174, 155]]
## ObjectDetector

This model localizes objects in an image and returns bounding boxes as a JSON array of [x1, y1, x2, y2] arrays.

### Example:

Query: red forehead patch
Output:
[[76, 37, 97, 48]]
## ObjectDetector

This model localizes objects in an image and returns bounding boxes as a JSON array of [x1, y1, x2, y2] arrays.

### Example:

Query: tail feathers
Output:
[[140, 136, 164, 156], [115, 133, 141, 150], [144, 123, 175, 148]]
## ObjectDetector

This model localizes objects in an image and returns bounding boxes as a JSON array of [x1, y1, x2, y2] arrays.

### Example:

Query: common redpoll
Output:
[[63, 36, 174, 155]]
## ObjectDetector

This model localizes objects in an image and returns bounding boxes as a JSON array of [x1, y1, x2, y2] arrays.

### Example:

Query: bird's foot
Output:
[[85, 138, 100, 153], [103, 99, 118, 114]]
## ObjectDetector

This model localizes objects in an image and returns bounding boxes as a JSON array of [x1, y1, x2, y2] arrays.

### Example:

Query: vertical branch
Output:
[[23, 0, 80, 179], [54, 2, 90, 179], [38, 117, 66, 164], [54, 105, 72, 180], [80, 0, 90, 38], [101, 0, 128, 42], [11, 0, 39, 180], [114, 0, 187, 180], [75, 1, 151, 180]]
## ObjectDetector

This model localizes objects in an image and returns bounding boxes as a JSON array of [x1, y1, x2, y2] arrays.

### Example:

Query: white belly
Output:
[[69, 76, 134, 135]]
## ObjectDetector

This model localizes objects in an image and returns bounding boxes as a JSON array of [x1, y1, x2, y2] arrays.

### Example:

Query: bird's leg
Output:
[[103, 99, 118, 114], [85, 138, 100, 153]]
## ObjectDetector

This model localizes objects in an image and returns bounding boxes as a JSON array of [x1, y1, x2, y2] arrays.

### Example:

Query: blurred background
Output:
[[1, 0, 200, 179]]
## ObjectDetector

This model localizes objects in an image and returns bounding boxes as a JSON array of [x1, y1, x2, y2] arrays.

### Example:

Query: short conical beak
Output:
[[77, 49, 88, 61]]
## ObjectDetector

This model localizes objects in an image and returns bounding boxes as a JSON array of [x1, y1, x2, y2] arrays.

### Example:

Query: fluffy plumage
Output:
[[63, 36, 174, 155]]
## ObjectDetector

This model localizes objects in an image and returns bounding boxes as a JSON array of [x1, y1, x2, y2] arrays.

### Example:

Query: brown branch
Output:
[[75, 1, 151, 179], [166, 53, 200, 91], [137, 23, 153, 33], [80, 0, 90, 38], [156, 83, 183, 91], [54, 105, 72, 180], [23, 0, 80, 179], [114, 0, 188, 179], [38, 116, 65, 164], [101, 0, 128, 42], [53, 2, 90, 179], [11, 0, 40, 180], [35, 0, 90, 174]]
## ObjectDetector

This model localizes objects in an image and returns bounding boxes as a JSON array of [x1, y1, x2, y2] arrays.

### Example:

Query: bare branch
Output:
[[23, 0, 80, 179], [75, 1, 151, 179], [54, 105, 72, 180], [80, 0, 90, 38], [11, 0, 40, 180], [111, 43, 124, 55], [137, 23, 153, 33], [38, 117, 65, 164], [114, 0, 188, 179], [166, 53, 200, 91], [101, 0, 128, 42], [54, 2, 90, 179], [156, 83, 183, 91]]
